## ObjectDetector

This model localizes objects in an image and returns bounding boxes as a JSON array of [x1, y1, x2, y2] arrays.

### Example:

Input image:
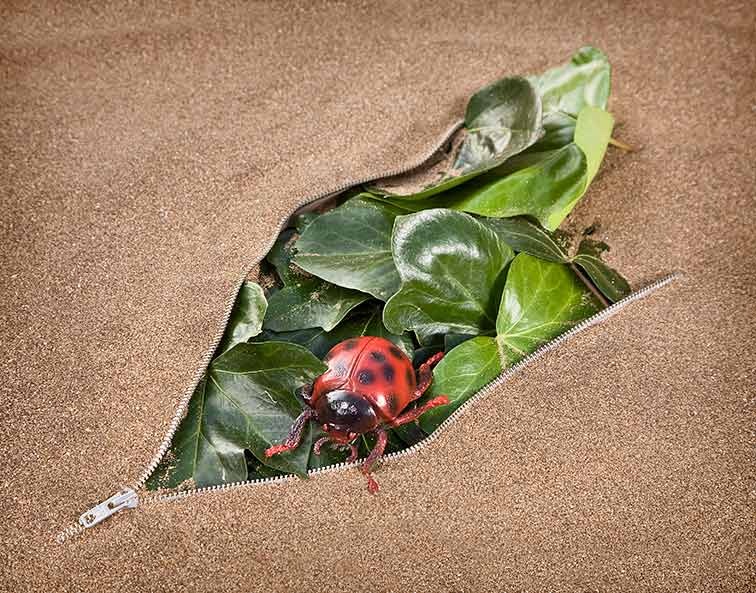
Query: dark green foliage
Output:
[[147, 47, 632, 492]]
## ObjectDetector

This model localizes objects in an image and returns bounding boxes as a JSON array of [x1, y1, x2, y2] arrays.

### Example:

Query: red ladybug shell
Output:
[[311, 336, 416, 423]]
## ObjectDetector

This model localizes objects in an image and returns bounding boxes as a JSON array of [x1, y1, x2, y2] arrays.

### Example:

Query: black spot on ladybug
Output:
[[406, 368, 414, 385], [382, 363, 395, 382], [344, 339, 358, 350], [388, 345, 404, 360], [357, 369, 375, 385], [370, 350, 386, 362], [333, 362, 348, 377], [385, 393, 399, 415]]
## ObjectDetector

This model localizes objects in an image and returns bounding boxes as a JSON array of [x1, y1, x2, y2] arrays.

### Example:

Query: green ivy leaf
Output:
[[263, 279, 369, 332], [293, 196, 404, 301], [256, 302, 413, 360], [246, 450, 286, 480], [254, 327, 335, 359], [528, 111, 578, 152], [369, 77, 542, 200], [454, 76, 544, 173], [573, 105, 613, 185], [487, 219, 629, 303], [418, 337, 502, 433], [496, 253, 600, 366], [438, 145, 586, 230], [264, 214, 371, 332], [483, 216, 569, 263], [391, 421, 428, 447], [383, 209, 514, 341], [432, 106, 613, 230], [531, 46, 611, 118], [266, 228, 300, 286], [216, 281, 267, 354], [525, 47, 611, 153], [327, 303, 414, 357], [146, 342, 327, 489], [573, 238, 631, 303], [293, 211, 321, 234]]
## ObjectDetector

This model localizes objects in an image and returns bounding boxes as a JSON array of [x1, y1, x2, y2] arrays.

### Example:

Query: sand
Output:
[[2, 1, 754, 591]]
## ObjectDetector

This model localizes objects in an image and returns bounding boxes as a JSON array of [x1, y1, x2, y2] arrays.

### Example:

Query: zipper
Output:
[[55, 119, 463, 544], [56, 271, 678, 543], [131, 118, 464, 492]]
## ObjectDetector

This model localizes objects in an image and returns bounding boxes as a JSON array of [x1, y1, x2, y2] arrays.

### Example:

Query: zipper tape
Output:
[[132, 118, 465, 494], [55, 119, 463, 544], [56, 271, 679, 543]]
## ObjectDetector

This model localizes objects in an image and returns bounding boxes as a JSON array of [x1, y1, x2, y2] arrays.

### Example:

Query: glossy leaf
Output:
[[496, 254, 600, 367], [246, 450, 286, 479], [483, 216, 569, 263], [254, 327, 335, 360], [444, 333, 476, 352], [146, 342, 327, 489], [454, 76, 544, 173], [574, 106, 614, 185], [293, 211, 320, 234], [526, 47, 611, 153], [293, 196, 403, 301], [266, 228, 300, 285], [369, 77, 542, 200], [256, 302, 413, 359], [383, 209, 514, 341], [327, 303, 415, 357], [527, 111, 577, 152], [438, 144, 587, 230], [418, 337, 502, 433], [264, 279, 369, 332], [264, 211, 372, 332], [435, 105, 613, 230], [573, 238, 631, 303], [531, 46, 611, 117], [216, 281, 267, 354], [392, 422, 428, 447]]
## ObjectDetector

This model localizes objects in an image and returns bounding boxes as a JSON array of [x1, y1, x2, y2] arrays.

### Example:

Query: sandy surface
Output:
[[2, 1, 754, 591]]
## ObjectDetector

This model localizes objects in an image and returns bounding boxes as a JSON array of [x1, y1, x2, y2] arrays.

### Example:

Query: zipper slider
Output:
[[79, 488, 138, 529]]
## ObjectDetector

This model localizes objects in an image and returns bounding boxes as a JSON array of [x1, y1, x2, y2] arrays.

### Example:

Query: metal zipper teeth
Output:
[[54, 120, 464, 545], [55, 272, 679, 544], [140, 271, 680, 507], [130, 119, 464, 493]]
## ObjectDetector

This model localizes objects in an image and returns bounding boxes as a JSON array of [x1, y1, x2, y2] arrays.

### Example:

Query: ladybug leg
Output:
[[361, 427, 387, 494], [313, 438, 358, 463], [294, 383, 314, 405], [264, 408, 314, 457], [386, 396, 450, 427], [413, 351, 445, 400], [346, 444, 359, 463], [313, 436, 331, 455]]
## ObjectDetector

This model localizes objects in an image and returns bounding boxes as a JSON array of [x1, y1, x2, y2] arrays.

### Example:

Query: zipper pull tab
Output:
[[79, 488, 138, 529]]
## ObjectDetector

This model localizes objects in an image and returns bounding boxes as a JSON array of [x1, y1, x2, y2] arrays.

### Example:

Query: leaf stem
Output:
[[609, 137, 635, 152], [570, 262, 610, 309]]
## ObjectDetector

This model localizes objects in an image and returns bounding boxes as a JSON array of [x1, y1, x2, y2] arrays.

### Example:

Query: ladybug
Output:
[[265, 336, 449, 493]]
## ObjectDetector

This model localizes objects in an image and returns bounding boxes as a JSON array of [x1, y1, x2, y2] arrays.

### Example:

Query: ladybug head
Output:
[[314, 389, 379, 443]]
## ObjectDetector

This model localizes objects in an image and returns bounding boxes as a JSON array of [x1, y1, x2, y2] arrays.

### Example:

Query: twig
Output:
[[570, 262, 610, 309], [609, 137, 636, 152]]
